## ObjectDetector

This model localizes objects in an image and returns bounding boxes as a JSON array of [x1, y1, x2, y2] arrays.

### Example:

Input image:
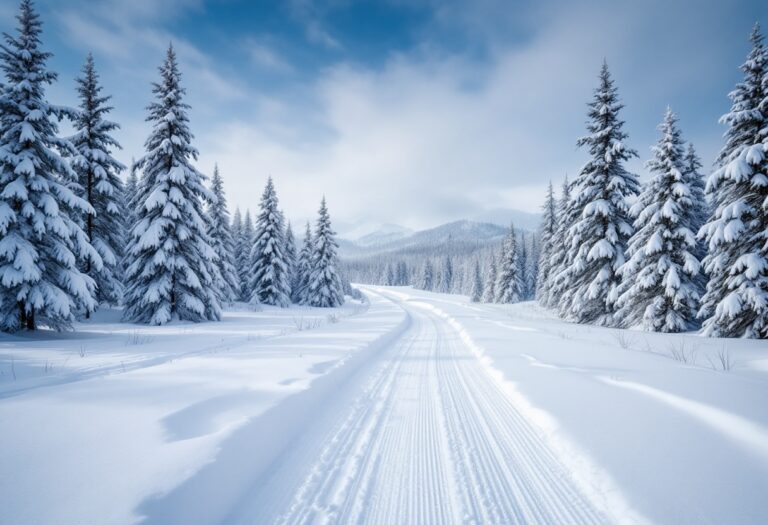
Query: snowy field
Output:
[[1, 287, 767, 524]]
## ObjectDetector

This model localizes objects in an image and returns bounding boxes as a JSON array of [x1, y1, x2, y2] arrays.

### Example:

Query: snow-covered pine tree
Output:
[[294, 222, 313, 303], [248, 177, 291, 307], [231, 207, 242, 254], [453, 261, 464, 294], [338, 262, 355, 297], [495, 224, 522, 303], [0, 0, 101, 331], [122, 45, 220, 325], [482, 253, 497, 303], [237, 210, 254, 300], [307, 197, 344, 307], [518, 232, 529, 298], [124, 158, 139, 237], [547, 176, 572, 309], [460, 263, 471, 295], [384, 263, 395, 286], [684, 144, 708, 245], [559, 63, 640, 325], [616, 108, 702, 332], [230, 208, 243, 299], [683, 143, 709, 295], [284, 221, 297, 300], [438, 256, 453, 293], [206, 164, 239, 303], [396, 261, 408, 286], [420, 259, 434, 290], [537, 182, 557, 306], [71, 53, 125, 309], [525, 233, 539, 299], [699, 25, 768, 338], [470, 259, 483, 302]]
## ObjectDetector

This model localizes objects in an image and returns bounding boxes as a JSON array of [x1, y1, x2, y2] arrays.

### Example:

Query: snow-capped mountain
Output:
[[337, 223, 413, 245], [339, 220, 510, 258], [339, 210, 540, 255]]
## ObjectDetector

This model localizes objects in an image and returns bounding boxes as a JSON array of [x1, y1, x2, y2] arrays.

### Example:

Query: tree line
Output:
[[0, 0, 345, 331], [343, 229, 540, 303], [537, 26, 768, 338]]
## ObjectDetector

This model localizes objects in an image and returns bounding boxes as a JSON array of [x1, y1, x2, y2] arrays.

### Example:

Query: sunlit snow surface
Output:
[[0, 288, 766, 524]]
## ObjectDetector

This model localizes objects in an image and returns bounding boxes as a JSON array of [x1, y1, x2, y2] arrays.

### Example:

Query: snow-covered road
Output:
[[139, 289, 615, 524], [271, 291, 606, 524]]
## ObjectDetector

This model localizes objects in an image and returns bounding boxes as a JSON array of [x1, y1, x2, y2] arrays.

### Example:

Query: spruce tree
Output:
[[124, 158, 139, 236], [439, 256, 453, 293], [230, 208, 243, 299], [207, 164, 239, 303], [338, 263, 354, 297], [546, 176, 572, 309], [525, 234, 539, 299], [0, 0, 101, 331], [248, 177, 291, 307], [384, 263, 395, 286], [699, 25, 768, 338], [453, 260, 464, 293], [71, 53, 125, 308], [284, 221, 298, 300], [470, 259, 483, 302], [396, 261, 408, 286], [537, 182, 558, 306], [237, 210, 254, 300], [684, 144, 708, 245], [231, 207, 242, 257], [123, 45, 220, 324], [420, 259, 434, 290], [616, 108, 702, 332], [495, 225, 522, 303], [684, 143, 709, 295], [482, 254, 497, 303], [560, 63, 640, 324], [307, 197, 344, 307], [518, 233, 529, 298], [294, 222, 313, 303]]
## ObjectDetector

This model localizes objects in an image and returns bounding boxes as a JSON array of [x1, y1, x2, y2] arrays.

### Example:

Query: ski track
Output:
[[272, 294, 608, 525]]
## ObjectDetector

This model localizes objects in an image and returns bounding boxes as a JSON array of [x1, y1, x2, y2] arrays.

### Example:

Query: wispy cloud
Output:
[[14, 0, 762, 229], [245, 38, 295, 74], [195, 0, 757, 228], [288, 0, 343, 50], [54, 1, 245, 103]]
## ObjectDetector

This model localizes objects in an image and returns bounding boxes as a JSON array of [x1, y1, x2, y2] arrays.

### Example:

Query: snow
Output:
[[385, 288, 768, 524], [0, 296, 395, 525], [1, 287, 766, 524]]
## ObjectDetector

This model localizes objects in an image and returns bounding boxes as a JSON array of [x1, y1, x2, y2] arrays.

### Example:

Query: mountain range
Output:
[[338, 215, 540, 259]]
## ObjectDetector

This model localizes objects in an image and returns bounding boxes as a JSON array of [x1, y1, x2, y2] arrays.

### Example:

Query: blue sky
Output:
[[2, 0, 766, 230]]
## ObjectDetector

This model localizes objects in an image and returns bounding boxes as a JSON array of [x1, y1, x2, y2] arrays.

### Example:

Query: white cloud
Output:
[[198, 0, 744, 229], [55, 2, 245, 103], [287, 0, 343, 50], [197, 5, 616, 227], [245, 39, 294, 73], [36, 0, 752, 230]]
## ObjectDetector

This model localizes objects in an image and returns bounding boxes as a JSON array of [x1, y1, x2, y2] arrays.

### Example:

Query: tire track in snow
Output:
[[274, 294, 610, 524]]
